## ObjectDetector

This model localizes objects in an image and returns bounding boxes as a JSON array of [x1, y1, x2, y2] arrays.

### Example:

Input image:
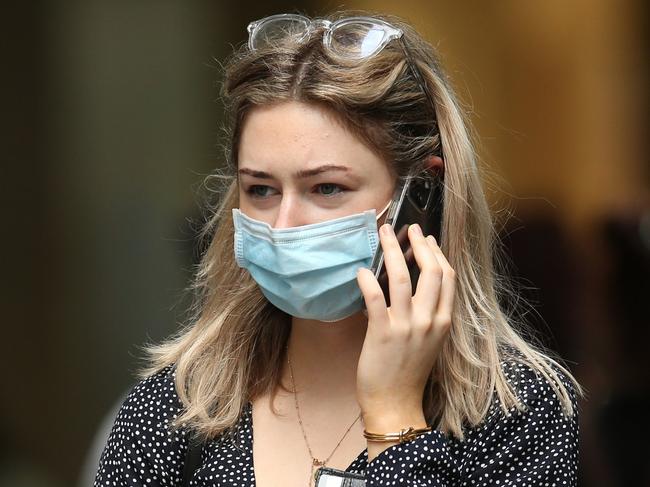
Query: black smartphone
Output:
[[314, 467, 365, 487], [369, 172, 444, 306]]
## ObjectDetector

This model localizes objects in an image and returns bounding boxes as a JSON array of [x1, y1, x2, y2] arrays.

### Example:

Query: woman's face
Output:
[[237, 101, 395, 228]]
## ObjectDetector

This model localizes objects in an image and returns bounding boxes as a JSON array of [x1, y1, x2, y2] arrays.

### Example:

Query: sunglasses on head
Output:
[[246, 14, 438, 126]]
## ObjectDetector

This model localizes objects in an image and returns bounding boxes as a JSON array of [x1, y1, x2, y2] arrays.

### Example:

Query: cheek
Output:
[[375, 174, 397, 206], [238, 204, 264, 221], [237, 190, 261, 219]]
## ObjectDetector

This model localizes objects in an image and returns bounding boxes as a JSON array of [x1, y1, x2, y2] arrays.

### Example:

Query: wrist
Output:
[[364, 425, 432, 444], [362, 409, 427, 434], [363, 410, 428, 463]]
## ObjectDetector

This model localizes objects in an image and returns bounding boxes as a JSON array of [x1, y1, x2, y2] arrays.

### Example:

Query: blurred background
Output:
[[2, 0, 648, 486]]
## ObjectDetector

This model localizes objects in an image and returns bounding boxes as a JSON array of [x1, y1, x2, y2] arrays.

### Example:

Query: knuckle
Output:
[[414, 317, 434, 332], [434, 315, 453, 331], [419, 262, 438, 275], [378, 331, 393, 344], [429, 266, 444, 279], [366, 290, 385, 305], [393, 326, 413, 341], [392, 271, 411, 286]]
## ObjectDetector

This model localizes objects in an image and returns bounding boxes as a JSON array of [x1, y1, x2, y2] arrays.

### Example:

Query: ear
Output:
[[425, 155, 444, 176]]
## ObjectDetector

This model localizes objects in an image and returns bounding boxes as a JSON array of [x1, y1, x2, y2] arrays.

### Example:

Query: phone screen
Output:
[[314, 467, 365, 487], [369, 173, 444, 306]]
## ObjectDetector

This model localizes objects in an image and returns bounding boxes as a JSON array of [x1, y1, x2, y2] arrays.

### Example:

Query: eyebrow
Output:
[[238, 164, 352, 179]]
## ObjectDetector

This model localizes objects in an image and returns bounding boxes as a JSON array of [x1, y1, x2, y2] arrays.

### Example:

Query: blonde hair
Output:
[[142, 11, 584, 441]]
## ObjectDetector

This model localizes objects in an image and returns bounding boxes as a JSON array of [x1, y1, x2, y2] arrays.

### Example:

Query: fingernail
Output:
[[427, 235, 437, 244], [380, 224, 393, 236], [411, 224, 422, 236]]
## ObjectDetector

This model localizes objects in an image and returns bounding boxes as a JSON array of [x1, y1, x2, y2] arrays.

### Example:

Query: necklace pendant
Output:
[[312, 459, 325, 467]]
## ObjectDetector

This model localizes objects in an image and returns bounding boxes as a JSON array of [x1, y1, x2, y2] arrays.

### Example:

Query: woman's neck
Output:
[[284, 312, 367, 402]]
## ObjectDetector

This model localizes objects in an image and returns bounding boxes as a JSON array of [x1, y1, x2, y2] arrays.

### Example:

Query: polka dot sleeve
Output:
[[365, 361, 580, 486], [366, 431, 459, 486], [93, 365, 189, 487]]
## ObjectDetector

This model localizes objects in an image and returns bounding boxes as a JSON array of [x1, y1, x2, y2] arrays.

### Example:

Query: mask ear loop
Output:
[[376, 200, 392, 222]]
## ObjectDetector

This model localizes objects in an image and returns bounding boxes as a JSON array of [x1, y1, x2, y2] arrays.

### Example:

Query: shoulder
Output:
[[449, 350, 581, 483], [500, 348, 579, 414], [94, 364, 190, 486], [480, 348, 580, 442], [117, 364, 184, 426], [112, 363, 188, 445]]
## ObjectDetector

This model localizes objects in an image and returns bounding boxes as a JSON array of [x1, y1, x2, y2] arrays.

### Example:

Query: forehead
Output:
[[238, 100, 389, 176]]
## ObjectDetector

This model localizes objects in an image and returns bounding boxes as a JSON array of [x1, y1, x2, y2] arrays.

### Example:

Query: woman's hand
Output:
[[355, 223, 455, 448]]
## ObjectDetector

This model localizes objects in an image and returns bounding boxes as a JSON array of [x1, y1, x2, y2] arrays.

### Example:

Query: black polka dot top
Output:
[[94, 356, 580, 486]]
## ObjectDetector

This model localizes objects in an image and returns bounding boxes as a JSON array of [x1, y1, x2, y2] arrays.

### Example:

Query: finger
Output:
[[425, 235, 456, 323], [379, 223, 412, 319], [408, 225, 443, 318], [356, 267, 390, 330]]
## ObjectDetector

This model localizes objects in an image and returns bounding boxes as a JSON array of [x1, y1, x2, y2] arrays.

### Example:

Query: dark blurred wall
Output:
[[2, 3, 59, 486], [3, 1, 314, 485]]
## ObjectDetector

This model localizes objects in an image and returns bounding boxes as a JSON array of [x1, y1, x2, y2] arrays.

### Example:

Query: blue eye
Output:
[[248, 185, 278, 198], [317, 183, 344, 196]]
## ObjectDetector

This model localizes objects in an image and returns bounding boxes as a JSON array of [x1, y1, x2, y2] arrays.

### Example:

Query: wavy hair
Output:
[[141, 11, 584, 441]]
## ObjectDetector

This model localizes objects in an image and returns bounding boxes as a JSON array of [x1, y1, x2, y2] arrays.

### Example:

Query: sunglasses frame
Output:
[[246, 13, 439, 138]]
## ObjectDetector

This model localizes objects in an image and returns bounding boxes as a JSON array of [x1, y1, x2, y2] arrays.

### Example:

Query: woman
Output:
[[94, 12, 583, 487]]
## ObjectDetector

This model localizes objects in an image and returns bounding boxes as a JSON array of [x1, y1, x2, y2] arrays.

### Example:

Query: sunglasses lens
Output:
[[251, 17, 310, 50], [329, 22, 388, 59]]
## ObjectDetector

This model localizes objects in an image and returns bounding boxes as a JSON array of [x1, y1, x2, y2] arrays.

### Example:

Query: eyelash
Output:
[[246, 183, 347, 199]]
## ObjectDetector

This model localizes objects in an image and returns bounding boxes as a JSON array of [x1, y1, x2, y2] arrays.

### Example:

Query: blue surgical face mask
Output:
[[232, 202, 390, 322]]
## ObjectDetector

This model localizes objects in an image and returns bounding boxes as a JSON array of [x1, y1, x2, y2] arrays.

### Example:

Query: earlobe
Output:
[[426, 155, 444, 176]]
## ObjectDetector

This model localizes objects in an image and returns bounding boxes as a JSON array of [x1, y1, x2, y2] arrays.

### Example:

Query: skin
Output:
[[238, 100, 455, 467]]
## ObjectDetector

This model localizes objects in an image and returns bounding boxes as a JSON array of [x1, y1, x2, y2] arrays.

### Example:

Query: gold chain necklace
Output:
[[286, 346, 362, 487]]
